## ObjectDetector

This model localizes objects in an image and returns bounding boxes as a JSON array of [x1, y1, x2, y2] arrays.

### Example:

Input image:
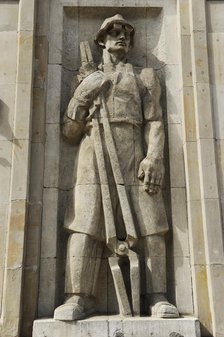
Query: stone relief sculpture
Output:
[[54, 14, 179, 321]]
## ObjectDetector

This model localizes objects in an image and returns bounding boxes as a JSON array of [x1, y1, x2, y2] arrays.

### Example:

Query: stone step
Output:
[[33, 316, 200, 337]]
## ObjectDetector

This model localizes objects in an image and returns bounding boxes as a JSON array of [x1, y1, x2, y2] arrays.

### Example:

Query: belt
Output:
[[86, 117, 142, 127]]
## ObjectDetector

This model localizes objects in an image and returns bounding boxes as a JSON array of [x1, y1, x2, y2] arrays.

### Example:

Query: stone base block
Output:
[[33, 316, 200, 337]]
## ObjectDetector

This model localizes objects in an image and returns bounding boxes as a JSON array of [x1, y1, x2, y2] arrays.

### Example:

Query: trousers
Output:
[[65, 232, 166, 297]]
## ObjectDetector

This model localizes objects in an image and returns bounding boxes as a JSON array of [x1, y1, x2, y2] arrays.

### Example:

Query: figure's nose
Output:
[[118, 31, 125, 40]]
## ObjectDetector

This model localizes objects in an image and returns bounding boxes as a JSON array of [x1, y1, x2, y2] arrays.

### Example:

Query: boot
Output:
[[149, 293, 179, 318], [54, 295, 85, 321]]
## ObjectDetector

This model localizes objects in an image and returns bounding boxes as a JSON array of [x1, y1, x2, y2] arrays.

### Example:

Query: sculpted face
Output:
[[103, 23, 131, 56]]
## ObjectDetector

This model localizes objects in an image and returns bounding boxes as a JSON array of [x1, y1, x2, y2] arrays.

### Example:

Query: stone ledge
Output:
[[33, 316, 200, 337]]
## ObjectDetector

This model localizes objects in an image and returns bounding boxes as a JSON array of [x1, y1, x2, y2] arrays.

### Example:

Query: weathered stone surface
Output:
[[206, 14, 224, 336], [194, 82, 214, 139], [44, 123, 60, 187], [0, 1, 35, 336], [14, 83, 32, 139], [0, 140, 12, 203], [11, 139, 29, 200], [0, 31, 18, 84], [49, 2, 63, 64], [186, 199, 205, 265], [46, 64, 62, 123], [41, 188, 58, 258], [216, 139, 224, 226], [207, 1, 224, 33], [36, 0, 50, 36], [209, 264, 224, 336], [170, 187, 189, 257], [38, 257, 57, 317], [163, 10, 179, 65], [202, 198, 224, 264], [0, 204, 8, 263], [165, 65, 182, 124], [179, 35, 192, 86], [191, 30, 210, 84], [208, 24, 224, 145], [172, 257, 193, 314], [183, 141, 201, 201], [18, 0, 35, 31], [0, 83, 16, 141], [34, 36, 49, 90], [177, 0, 190, 35], [0, 2, 18, 32], [182, 86, 196, 142], [32, 88, 46, 143], [25, 208, 42, 267], [193, 264, 212, 333], [17, 31, 34, 84], [7, 200, 26, 268], [198, 138, 219, 199], [33, 317, 200, 337], [29, 143, 45, 203], [0, 203, 8, 313], [168, 123, 185, 188], [189, 0, 206, 31]]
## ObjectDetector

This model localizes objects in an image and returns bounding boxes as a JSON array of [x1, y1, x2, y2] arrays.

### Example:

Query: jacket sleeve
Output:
[[66, 70, 106, 121], [62, 70, 106, 144], [140, 68, 165, 159]]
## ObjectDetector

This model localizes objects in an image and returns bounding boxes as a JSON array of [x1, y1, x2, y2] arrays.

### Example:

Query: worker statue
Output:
[[54, 14, 179, 321]]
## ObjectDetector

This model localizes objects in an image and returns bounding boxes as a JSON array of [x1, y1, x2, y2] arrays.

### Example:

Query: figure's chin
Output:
[[108, 46, 128, 55]]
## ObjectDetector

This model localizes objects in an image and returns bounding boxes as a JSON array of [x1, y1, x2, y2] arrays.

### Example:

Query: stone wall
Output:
[[207, 1, 224, 238], [0, 1, 223, 337], [0, 0, 35, 336]]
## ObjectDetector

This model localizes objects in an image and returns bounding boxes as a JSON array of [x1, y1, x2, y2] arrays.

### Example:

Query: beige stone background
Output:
[[0, 0, 223, 337]]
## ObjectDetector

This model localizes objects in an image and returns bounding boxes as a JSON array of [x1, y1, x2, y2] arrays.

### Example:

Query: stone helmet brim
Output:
[[95, 14, 135, 47]]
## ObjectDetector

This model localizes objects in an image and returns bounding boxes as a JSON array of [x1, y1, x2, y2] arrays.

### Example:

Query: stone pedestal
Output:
[[33, 316, 200, 337]]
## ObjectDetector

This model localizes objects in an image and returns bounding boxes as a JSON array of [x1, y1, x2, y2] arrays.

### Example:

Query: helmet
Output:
[[95, 14, 135, 47]]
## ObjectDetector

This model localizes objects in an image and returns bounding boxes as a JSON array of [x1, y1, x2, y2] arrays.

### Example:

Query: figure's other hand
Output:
[[137, 157, 164, 195]]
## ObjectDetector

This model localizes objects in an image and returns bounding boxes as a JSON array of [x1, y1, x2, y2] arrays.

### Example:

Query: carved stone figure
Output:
[[54, 14, 179, 321]]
